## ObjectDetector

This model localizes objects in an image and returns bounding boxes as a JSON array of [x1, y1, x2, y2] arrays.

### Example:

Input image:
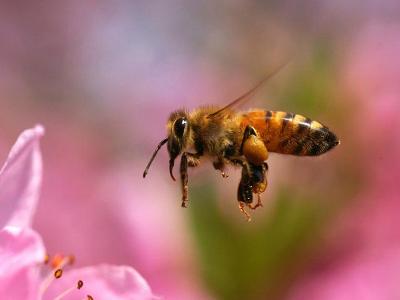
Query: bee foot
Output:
[[249, 194, 263, 210], [238, 202, 252, 222], [249, 202, 263, 210]]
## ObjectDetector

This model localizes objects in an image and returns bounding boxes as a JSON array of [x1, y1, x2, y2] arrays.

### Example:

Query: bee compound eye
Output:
[[174, 117, 187, 137]]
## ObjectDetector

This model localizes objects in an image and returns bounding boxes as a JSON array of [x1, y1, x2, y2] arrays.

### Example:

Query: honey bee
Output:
[[143, 66, 339, 221]]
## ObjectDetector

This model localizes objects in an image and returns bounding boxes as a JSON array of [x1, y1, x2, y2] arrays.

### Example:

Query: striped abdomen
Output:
[[240, 110, 339, 156]]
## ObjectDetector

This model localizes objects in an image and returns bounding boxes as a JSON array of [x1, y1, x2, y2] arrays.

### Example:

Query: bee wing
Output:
[[207, 60, 290, 119]]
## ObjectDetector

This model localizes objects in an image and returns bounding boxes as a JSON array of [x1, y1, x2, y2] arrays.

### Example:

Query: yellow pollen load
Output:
[[243, 135, 268, 165]]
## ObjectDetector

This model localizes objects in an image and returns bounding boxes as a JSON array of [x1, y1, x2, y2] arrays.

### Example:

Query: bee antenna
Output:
[[143, 138, 168, 178]]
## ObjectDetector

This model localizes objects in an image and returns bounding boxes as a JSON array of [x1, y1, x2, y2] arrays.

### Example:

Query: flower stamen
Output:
[[53, 280, 84, 300], [44, 253, 50, 264], [39, 254, 93, 299], [51, 254, 75, 269], [39, 268, 63, 297], [39, 254, 75, 298], [54, 269, 63, 279]]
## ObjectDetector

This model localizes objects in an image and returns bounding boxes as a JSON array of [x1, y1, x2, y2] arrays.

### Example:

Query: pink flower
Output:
[[0, 125, 156, 300]]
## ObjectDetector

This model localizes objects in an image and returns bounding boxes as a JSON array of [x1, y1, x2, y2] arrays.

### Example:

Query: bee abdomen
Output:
[[264, 111, 339, 156]]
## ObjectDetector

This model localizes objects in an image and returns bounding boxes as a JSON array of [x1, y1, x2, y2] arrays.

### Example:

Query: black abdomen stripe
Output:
[[265, 110, 339, 156]]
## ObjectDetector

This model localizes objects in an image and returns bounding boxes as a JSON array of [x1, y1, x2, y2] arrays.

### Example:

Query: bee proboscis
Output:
[[143, 65, 339, 221]]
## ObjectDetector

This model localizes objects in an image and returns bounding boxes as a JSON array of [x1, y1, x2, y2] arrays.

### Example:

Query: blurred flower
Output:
[[93, 164, 211, 300], [0, 125, 156, 300], [0, 125, 44, 229], [0, 227, 45, 300]]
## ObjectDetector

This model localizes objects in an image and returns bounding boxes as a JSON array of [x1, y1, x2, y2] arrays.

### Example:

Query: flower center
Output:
[[39, 253, 94, 300]]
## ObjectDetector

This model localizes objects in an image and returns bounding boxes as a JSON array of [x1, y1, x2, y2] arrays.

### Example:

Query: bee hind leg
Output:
[[249, 194, 263, 210], [249, 162, 268, 210], [237, 164, 253, 221], [240, 125, 269, 166], [238, 202, 252, 222]]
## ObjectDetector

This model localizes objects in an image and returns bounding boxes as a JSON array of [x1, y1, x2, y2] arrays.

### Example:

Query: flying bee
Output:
[[143, 65, 340, 221]]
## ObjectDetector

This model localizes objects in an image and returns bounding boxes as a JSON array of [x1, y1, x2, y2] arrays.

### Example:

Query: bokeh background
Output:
[[1, 1, 400, 299]]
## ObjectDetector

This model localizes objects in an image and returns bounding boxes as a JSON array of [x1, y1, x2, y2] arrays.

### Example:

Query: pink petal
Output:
[[44, 264, 157, 300], [0, 125, 44, 228], [287, 248, 400, 300], [0, 226, 46, 300]]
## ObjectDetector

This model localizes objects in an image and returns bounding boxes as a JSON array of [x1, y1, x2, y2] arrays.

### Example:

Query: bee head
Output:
[[167, 110, 190, 180], [142, 109, 190, 181]]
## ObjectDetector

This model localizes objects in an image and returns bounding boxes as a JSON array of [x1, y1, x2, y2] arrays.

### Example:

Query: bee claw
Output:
[[249, 202, 263, 210], [238, 202, 252, 221], [249, 194, 263, 210]]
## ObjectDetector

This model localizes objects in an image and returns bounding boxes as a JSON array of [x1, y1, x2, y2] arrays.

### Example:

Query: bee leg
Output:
[[213, 159, 229, 178], [250, 162, 268, 194], [240, 125, 257, 151], [240, 125, 268, 166], [180, 152, 189, 208], [249, 162, 268, 210], [228, 158, 245, 167], [249, 194, 263, 210], [238, 202, 251, 222], [237, 163, 253, 221], [186, 152, 201, 167]]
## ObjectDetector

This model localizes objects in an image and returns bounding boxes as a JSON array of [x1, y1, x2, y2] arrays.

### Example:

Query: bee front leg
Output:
[[180, 152, 189, 208], [187, 152, 201, 167], [180, 152, 201, 208]]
